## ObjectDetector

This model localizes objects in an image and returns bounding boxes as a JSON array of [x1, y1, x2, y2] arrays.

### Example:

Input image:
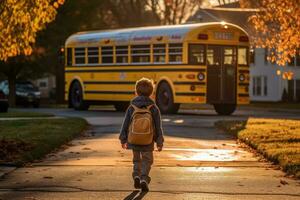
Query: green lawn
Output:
[[0, 111, 54, 118], [215, 118, 300, 178], [0, 118, 87, 165]]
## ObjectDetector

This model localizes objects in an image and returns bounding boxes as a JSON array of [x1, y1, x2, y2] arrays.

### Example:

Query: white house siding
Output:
[[250, 48, 300, 102]]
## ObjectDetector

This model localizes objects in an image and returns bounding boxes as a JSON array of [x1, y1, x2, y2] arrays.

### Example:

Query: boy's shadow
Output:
[[124, 190, 148, 200]]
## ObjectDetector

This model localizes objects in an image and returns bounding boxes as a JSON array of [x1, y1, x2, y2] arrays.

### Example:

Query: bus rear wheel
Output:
[[213, 104, 236, 115], [156, 82, 180, 114], [114, 102, 129, 112], [70, 81, 89, 110]]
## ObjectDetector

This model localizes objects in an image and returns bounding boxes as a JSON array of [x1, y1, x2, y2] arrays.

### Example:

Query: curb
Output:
[[0, 166, 17, 178]]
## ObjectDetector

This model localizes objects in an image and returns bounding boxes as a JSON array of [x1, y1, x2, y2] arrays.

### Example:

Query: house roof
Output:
[[188, 7, 257, 37]]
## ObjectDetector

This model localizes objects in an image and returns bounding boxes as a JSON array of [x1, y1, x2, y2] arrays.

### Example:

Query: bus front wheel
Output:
[[114, 102, 130, 112], [156, 82, 180, 114], [70, 81, 89, 110], [213, 104, 236, 115]]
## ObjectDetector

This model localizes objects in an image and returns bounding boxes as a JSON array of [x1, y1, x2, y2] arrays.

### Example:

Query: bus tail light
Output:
[[197, 72, 205, 81], [239, 74, 245, 82], [239, 36, 249, 42], [186, 74, 196, 79], [198, 34, 208, 40]]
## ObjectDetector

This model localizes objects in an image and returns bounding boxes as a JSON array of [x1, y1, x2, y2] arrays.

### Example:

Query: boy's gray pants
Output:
[[132, 151, 153, 183]]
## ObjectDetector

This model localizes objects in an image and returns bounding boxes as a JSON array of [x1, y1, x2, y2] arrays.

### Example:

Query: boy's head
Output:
[[135, 78, 154, 97]]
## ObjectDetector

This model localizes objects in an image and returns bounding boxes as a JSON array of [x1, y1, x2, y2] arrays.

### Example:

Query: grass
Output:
[[0, 118, 87, 165], [215, 118, 300, 178], [0, 111, 54, 118]]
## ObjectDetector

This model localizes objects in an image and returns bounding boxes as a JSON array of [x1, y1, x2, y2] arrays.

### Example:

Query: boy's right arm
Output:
[[119, 106, 132, 145]]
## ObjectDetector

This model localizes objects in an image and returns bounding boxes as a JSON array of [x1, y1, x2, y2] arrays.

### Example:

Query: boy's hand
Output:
[[121, 143, 127, 149], [157, 146, 163, 152]]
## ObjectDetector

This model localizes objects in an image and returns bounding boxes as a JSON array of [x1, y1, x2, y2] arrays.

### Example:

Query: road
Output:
[[0, 106, 300, 200]]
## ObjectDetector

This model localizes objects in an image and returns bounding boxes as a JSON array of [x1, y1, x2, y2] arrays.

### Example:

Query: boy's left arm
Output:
[[119, 106, 132, 145], [152, 105, 164, 149]]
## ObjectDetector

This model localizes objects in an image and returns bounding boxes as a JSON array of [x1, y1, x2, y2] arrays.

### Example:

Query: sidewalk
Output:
[[1, 123, 299, 200]]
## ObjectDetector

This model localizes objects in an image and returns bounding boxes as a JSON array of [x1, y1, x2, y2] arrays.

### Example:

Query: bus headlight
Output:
[[239, 74, 245, 82], [197, 72, 205, 81]]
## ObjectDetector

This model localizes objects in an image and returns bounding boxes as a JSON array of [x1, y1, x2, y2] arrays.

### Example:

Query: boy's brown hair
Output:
[[135, 78, 154, 97]]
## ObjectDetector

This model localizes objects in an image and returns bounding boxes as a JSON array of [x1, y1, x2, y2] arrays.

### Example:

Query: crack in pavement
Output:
[[0, 186, 299, 197]]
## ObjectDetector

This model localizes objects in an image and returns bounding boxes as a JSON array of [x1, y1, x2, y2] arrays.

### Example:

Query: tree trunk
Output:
[[8, 75, 16, 107], [55, 63, 65, 104]]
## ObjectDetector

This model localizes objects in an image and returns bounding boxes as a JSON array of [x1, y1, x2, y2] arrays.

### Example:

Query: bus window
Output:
[[66, 48, 72, 66], [116, 46, 128, 64], [102, 46, 113, 64], [153, 44, 166, 63], [189, 44, 205, 65], [87, 47, 99, 64], [131, 45, 150, 63], [223, 47, 236, 65], [169, 43, 182, 63], [74, 47, 86, 64], [238, 47, 248, 65], [207, 49, 215, 65]]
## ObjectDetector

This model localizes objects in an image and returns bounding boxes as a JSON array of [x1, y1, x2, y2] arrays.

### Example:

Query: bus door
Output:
[[207, 45, 236, 104]]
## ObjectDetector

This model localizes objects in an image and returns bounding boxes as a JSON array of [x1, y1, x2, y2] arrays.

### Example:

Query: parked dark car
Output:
[[0, 90, 8, 112], [0, 80, 41, 108]]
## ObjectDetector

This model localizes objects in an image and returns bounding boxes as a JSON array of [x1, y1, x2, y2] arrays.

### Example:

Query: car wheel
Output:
[[0, 105, 8, 113], [33, 102, 40, 108], [70, 81, 89, 110], [156, 82, 180, 114]]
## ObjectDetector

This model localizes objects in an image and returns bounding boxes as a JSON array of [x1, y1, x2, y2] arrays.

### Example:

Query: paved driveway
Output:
[[0, 107, 299, 199]]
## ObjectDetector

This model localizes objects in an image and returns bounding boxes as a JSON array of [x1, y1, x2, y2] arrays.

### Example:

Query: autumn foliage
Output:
[[241, 0, 300, 66], [0, 0, 64, 61]]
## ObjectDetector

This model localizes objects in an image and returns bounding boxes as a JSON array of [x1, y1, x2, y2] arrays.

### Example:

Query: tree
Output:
[[146, 0, 204, 25], [102, 0, 158, 27], [0, 0, 64, 106], [241, 0, 300, 66]]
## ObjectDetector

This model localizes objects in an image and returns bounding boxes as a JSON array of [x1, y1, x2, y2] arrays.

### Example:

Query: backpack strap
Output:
[[131, 104, 153, 113], [146, 104, 154, 110]]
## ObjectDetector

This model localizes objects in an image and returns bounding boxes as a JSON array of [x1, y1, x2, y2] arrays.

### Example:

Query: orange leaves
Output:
[[243, 0, 300, 66], [54, 0, 64, 8], [0, 0, 64, 61]]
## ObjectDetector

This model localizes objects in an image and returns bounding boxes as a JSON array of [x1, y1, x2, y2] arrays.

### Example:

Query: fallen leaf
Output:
[[280, 180, 288, 185], [43, 176, 53, 179]]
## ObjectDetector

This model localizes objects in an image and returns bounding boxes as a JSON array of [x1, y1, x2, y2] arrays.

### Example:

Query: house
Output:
[[32, 75, 56, 99], [188, 2, 300, 102]]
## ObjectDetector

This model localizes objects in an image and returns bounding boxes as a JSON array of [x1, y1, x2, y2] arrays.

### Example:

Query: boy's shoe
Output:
[[140, 180, 149, 192], [134, 176, 141, 189]]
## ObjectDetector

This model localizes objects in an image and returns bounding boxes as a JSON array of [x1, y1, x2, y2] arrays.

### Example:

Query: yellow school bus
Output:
[[64, 22, 249, 115]]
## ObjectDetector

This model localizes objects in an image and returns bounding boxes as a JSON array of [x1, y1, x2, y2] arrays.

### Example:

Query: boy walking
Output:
[[119, 78, 164, 192]]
